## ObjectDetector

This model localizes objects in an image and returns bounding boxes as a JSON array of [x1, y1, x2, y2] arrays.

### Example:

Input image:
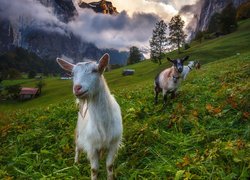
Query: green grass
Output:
[[0, 53, 249, 179], [0, 78, 73, 112], [0, 19, 250, 179]]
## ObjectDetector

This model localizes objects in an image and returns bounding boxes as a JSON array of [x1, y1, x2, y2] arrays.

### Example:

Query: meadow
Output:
[[0, 19, 250, 179]]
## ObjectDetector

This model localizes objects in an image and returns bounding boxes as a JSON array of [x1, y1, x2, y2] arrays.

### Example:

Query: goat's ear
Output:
[[98, 53, 110, 74], [56, 58, 75, 72], [182, 56, 189, 62], [167, 57, 173, 63]]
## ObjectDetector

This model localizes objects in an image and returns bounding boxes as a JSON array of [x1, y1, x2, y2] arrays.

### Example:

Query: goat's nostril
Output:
[[74, 85, 82, 93]]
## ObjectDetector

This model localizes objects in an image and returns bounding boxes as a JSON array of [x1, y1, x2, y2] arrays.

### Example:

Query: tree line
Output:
[[195, 1, 250, 43], [0, 47, 62, 80]]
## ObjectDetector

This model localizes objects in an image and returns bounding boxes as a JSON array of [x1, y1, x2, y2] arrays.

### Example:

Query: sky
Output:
[[0, 0, 200, 58]]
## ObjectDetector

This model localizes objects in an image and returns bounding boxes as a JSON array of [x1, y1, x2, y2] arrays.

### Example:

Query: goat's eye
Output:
[[92, 69, 98, 73]]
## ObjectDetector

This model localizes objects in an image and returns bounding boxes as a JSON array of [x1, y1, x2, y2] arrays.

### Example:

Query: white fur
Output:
[[181, 61, 195, 80], [57, 54, 122, 180], [159, 67, 181, 93]]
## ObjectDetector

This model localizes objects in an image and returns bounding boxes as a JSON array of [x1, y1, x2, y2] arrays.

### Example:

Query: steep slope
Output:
[[1, 19, 250, 112], [0, 51, 249, 179], [196, 0, 248, 32]]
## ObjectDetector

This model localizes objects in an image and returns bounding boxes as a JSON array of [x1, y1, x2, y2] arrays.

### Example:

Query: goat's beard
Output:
[[76, 98, 87, 110]]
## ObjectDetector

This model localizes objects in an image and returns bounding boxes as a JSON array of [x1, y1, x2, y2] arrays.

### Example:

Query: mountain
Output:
[[79, 0, 118, 15], [195, 0, 248, 32], [0, 0, 128, 67]]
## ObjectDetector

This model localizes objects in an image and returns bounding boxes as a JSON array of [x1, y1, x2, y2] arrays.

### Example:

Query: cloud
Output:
[[0, 0, 67, 35], [0, 0, 161, 52], [179, 0, 203, 36], [68, 8, 159, 50], [0, 0, 200, 56]]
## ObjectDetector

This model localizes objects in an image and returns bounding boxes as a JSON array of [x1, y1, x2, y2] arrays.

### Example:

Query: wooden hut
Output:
[[122, 69, 135, 76], [19, 87, 40, 100]]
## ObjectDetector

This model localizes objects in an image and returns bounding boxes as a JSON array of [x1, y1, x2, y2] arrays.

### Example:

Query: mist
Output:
[[0, 0, 201, 54]]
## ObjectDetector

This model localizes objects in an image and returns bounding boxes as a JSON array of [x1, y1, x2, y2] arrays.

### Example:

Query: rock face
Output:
[[0, 0, 128, 65], [38, 0, 77, 23], [196, 0, 248, 32], [79, 0, 118, 15]]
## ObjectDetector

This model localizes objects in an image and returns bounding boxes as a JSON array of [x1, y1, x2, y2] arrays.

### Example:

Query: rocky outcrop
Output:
[[38, 0, 77, 22], [79, 0, 118, 15]]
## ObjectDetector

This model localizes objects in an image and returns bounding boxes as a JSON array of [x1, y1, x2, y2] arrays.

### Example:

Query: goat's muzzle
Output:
[[177, 67, 183, 73], [74, 85, 88, 98], [75, 90, 88, 98]]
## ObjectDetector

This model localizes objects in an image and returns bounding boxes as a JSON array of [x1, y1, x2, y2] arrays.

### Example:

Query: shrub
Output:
[[5, 84, 21, 99], [184, 43, 190, 50], [8, 68, 21, 79], [28, 70, 37, 79]]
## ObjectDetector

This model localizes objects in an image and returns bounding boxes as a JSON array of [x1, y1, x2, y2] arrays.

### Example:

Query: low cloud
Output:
[[68, 9, 159, 50], [0, 0, 200, 54], [0, 0, 160, 52], [179, 0, 204, 35]]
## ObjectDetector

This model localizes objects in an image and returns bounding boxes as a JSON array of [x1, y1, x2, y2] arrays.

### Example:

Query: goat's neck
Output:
[[172, 66, 180, 76], [85, 76, 112, 111]]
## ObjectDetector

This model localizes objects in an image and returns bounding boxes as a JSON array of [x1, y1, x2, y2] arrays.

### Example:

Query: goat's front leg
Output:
[[171, 90, 176, 99], [88, 149, 99, 180], [154, 87, 159, 104], [106, 145, 119, 180], [74, 146, 80, 163], [163, 90, 167, 107]]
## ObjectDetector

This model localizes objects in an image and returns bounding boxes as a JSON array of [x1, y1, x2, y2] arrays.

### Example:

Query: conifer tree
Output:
[[168, 15, 186, 54], [128, 46, 141, 64], [150, 20, 168, 65]]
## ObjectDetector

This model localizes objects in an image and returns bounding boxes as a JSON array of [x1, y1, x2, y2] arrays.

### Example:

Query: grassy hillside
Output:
[[0, 19, 250, 179], [0, 52, 249, 179], [166, 19, 250, 63], [1, 19, 250, 114], [1, 78, 73, 111]]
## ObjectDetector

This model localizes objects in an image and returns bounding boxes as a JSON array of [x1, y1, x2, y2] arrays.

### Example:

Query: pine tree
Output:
[[150, 20, 168, 65], [127, 46, 141, 65], [168, 15, 187, 54]]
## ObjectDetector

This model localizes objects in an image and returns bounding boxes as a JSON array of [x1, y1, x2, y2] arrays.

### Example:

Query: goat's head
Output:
[[167, 56, 189, 73], [188, 61, 195, 69], [56, 53, 110, 99]]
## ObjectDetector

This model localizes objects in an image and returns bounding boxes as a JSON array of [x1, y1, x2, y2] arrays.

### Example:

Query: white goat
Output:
[[56, 54, 123, 180], [154, 56, 189, 106], [181, 61, 195, 80]]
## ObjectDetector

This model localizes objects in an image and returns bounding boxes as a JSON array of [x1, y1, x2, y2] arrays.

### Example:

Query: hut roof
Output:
[[20, 87, 39, 95]]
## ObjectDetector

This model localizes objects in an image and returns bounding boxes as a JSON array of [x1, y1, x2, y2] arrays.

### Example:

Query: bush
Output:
[[184, 43, 190, 50], [28, 70, 37, 79], [5, 84, 21, 99], [8, 68, 21, 79], [36, 80, 45, 94]]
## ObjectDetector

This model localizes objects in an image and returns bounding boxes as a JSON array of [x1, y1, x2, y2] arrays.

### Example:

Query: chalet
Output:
[[122, 69, 135, 76], [60, 73, 72, 80], [19, 87, 40, 100]]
